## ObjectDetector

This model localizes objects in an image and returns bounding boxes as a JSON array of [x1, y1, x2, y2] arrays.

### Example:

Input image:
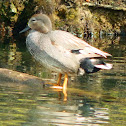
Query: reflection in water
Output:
[[0, 36, 126, 126], [35, 100, 109, 126], [0, 82, 110, 126]]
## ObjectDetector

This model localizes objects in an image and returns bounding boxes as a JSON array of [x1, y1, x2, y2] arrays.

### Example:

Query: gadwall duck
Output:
[[20, 14, 112, 100]]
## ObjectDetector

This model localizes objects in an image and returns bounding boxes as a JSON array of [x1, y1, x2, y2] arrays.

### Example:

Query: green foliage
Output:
[[0, 0, 126, 38]]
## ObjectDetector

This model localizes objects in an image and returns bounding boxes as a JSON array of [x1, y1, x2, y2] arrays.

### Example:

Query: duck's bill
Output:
[[19, 26, 30, 33]]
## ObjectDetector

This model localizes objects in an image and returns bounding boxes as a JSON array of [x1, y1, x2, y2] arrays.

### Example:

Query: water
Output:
[[0, 35, 126, 126]]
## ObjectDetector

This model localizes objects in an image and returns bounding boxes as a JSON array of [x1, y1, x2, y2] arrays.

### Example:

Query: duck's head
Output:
[[20, 14, 52, 34]]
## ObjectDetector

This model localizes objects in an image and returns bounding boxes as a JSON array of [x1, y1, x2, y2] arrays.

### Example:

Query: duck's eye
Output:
[[31, 19, 36, 22]]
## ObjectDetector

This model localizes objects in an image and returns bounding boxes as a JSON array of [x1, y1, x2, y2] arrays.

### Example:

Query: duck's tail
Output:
[[78, 58, 112, 75]]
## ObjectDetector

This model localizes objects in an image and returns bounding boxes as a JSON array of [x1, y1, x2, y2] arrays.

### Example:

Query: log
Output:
[[0, 68, 44, 86]]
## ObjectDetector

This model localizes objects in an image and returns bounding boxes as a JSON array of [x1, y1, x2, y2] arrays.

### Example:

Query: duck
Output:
[[20, 13, 112, 100]]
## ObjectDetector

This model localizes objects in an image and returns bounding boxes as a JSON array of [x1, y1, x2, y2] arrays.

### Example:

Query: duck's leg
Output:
[[48, 73, 68, 101], [57, 73, 62, 85], [63, 74, 68, 101], [49, 73, 63, 89]]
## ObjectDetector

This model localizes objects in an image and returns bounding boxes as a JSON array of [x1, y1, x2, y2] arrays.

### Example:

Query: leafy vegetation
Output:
[[0, 0, 126, 38]]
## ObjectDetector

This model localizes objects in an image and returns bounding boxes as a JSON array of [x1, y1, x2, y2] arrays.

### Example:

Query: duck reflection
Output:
[[34, 99, 109, 125]]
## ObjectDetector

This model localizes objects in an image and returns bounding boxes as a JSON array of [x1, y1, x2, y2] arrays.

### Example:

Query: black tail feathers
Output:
[[80, 58, 102, 74]]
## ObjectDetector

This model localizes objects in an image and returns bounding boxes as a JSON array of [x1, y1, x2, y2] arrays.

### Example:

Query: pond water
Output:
[[0, 35, 126, 126]]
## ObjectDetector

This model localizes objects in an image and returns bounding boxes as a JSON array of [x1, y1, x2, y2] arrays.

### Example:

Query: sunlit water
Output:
[[0, 35, 125, 126]]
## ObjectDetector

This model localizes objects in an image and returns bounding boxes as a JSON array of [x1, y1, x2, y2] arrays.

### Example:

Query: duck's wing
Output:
[[50, 30, 112, 58], [26, 31, 80, 73]]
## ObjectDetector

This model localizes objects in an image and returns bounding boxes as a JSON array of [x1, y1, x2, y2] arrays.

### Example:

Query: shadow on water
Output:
[[0, 35, 126, 126]]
